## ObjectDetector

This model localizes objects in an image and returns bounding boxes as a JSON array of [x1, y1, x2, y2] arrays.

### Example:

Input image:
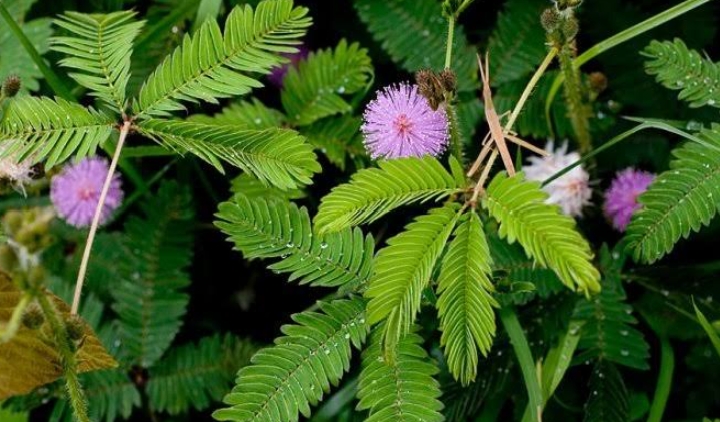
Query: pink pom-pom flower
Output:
[[603, 168, 655, 232], [50, 157, 123, 228], [361, 83, 449, 159]]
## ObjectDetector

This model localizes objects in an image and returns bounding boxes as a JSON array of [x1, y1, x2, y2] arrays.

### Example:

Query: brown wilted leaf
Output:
[[0, 273, 117, 399]]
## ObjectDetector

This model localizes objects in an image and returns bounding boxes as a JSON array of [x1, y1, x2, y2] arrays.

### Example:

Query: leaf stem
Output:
[[499, 306, 543, 422], [505, 48, 558, 134], [444, 17, 455, 69], [71, 120, 132, 315], [541, 119, 708, 187], [0, 3, 74, 100], [647, 337, 674, 422], [0, 292, 31, 342]]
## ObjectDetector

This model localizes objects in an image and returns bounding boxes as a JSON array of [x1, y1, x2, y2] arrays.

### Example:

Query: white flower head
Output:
[[0, 140, 34, 195], [523, 141, 591, 217]]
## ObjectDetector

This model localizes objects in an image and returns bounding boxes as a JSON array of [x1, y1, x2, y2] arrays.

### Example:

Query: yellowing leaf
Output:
[[0, 274, 117, 400]]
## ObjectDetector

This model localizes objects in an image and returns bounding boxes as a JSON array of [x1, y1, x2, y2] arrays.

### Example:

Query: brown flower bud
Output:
[[439, 68, 457, 94], [561, 17, 579, 40], [21, 302, 44, 329], [588, 72, 608, 94], [65, 315, 85, 342], [415, 69, 445, 110], [541, 8, 560, 33], [2, 75, 21, 98]]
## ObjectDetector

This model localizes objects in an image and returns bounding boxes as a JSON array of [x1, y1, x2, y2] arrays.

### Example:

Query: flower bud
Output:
[[21, 302, 44, 329], [561, 17, 579, 40], [2, 75, 21, 98], [541, 8, 560, 32], [65, 315, 85, 342]]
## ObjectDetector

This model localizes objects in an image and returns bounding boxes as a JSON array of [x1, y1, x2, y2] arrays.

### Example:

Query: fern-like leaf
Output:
[[111, 181, 194, 367], [642, 38, 720, 109], [482, 172, 601, 295], [188, 98, 286, 129], [314, 156, 464, 233], [230, 174, 305, 201], [215, 194, 374, 289], [134, 0, 310, 117], [583, 361, 629, 422], [573, 249, 649, 370], [437, 211, 498, 385], [366, 205, 460, 360], [137, 119, 320, 189], [353, 0, 476, 92], [626, 124, 720, 263], [281, 39, 373, 126], [52, 11, 144, 113], [356, 328, 444, 422], [213, 298, 368, 422], [487, 0, 547, 86], [147, 334, 256, 415], [0, 96, 114, 168]]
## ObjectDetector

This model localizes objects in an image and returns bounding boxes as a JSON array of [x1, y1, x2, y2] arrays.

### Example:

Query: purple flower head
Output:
[[268, 46, 309, 87], [603, 168, 655, 232], [361, 83, 449, 159], [50, 157, 123, 228]]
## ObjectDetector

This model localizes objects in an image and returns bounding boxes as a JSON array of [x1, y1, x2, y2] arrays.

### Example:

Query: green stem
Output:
[[446, 103, 464, 162], [499, 306, 543, 422], [0, 292, 31, 343], [444, 17, 455, 69], [36, 294, 90, 422], [542, 119, 708, 187], [545, 0, 713, 133], [505, 47, 558, 134], [647, 337, 674, 422], [0, 4, 74, 100]]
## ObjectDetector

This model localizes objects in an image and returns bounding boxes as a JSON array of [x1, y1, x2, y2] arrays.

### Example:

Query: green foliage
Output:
[[230, 174, 305, 201], [353, 0, 477, 91], [482, 172, 601, 295], [213, 298, 368, 422], [136, 119, 319, 189], [51, 11, 144, 113], [437, 211, 498, 385], [583, 360, 629, 422], [487, 230, 564, 298], [134, 0, 311, 117], [573, 250, 649, 370], [215, 194, 374, 289], [642, 38, 720, 109], [626, 124, 720, 263], [314, 156, 464, 233], [281, 40, 373, 126], [0, 96, 114, 168], [693, 300, 720, 358], [189, 98, 286, 129], [147, 334, 256, 415], [111, 181, 194, 368], [487, 0, 547, 86], [0, 0, 52, 92], [356, 328, 444, 422], [300, 115, 366, 171], [366, 205, 459, 360]]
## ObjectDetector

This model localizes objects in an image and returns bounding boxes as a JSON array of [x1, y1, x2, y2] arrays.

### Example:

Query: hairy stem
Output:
[[499, 306, 543, 422], [37, 294, 89, 422], [71, 120, 131, 315], [648, 337, 674, 422], [0, 3, 74, 100], [558, 43, 592, 152]]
